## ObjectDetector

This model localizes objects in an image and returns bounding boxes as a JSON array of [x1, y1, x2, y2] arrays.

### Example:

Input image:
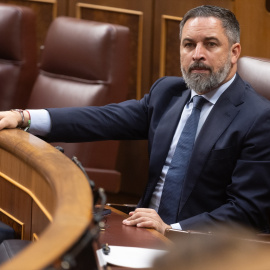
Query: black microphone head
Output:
[[55, 146, 64, 153]]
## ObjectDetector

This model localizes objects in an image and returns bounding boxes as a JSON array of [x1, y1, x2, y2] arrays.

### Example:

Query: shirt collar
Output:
[[190, 74, 236, 105]]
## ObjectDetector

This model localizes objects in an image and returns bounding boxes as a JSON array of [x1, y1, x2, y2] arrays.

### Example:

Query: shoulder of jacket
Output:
[[150, 76, 187, 94]]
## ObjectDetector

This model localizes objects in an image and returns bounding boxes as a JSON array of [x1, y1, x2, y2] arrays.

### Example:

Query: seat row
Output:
[[0, 2, 130, 264], [0, 3, 130, 205]]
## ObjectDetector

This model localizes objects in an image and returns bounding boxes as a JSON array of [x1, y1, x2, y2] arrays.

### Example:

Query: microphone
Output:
[[71, 156, 95, 191], [55, 146, 64, 153], [71, 156, 110, 223], [45, 156, 105, 269], [50, 158, 109, 270]]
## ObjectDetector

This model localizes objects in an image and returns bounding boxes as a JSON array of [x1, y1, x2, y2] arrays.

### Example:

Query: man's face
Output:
[[180, 17, 236, 94]]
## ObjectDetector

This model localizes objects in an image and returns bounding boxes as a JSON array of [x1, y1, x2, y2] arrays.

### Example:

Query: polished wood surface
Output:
[[235, 0, 270, 59], [0, 129, 93, 270], [99, 206, 170, 249], [96, 206, 170, 270]]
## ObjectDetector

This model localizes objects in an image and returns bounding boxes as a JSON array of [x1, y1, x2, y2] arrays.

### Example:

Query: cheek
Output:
[[180, 59, 188, 72], [180, 52, 190, 68], [207, 49, 231, 69], [213, 56, 229, 71]]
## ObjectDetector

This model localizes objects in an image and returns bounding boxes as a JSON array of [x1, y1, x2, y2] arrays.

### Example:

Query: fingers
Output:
[[123, 216, 158, 231], [122, 213, 157, 229], [124, 208, 157, 223], [133, 208, 157, 214], [122, 208, 169, 234], [129, 208, 158, 218], [0, 111, 20, 130]]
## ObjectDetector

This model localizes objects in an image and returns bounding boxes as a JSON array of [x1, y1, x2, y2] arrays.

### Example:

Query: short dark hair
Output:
[[180, 5, 240, 45]]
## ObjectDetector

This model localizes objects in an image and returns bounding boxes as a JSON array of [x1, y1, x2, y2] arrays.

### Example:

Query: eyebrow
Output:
[[181, 36, 220, 43], [204, 37, 220, 42], [182, 38, 194, 43]]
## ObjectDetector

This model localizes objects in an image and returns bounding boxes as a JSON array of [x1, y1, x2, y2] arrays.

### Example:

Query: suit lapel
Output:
[[178, 74, 245, 212], [145, 90, 190, 202]]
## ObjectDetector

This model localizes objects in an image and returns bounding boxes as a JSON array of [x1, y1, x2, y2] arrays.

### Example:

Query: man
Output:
[[1, 5, 270, 235]]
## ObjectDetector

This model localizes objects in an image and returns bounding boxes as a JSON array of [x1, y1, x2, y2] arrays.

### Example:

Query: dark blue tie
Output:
[[158, 95, 207, 224]]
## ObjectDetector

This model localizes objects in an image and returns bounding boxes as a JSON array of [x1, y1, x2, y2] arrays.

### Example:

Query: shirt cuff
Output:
[[170, 222, 182, 230], [27, 109, 51, 136]]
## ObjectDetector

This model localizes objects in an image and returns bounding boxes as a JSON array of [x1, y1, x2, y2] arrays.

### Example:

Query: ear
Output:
[[231, 43, 241, 64]]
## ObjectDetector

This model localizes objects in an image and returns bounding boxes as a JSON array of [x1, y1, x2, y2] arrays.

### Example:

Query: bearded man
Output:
[[1, 5, 270, 235]]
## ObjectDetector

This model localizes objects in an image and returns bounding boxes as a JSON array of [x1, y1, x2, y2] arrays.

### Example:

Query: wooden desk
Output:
[[96, 206, 171, 270], [0, 129, 93, 270]]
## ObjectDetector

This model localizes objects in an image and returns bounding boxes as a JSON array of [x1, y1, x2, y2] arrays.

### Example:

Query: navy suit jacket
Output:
[[47, 74, 270, 233]]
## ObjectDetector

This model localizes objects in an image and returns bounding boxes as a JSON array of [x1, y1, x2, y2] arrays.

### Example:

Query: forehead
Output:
[[181, 16, 226, 41]]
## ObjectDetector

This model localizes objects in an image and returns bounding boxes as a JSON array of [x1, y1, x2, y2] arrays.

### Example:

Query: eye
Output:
[[207, 42, 217, 48], [184, 42, 195, 49]]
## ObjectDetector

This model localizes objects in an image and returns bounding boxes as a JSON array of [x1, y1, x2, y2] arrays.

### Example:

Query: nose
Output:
[[192, 43, 205, 61]]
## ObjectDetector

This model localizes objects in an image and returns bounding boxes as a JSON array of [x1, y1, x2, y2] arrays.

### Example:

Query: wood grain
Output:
[[0, 129, 93, 270]]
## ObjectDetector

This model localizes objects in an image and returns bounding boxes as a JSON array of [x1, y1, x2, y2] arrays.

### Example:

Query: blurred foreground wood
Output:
[[0, 129, 93, 269]]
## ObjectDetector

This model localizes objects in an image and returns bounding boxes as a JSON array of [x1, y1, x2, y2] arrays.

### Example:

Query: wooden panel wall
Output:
[[235, 0, 270, 58], [71, 0, 155, 101], [74, 2, 145, 100], [1, 0, 270, 202], [152, 0, 234, 81]]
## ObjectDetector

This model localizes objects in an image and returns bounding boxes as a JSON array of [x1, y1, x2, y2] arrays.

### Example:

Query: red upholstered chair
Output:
[[238, 56, 270, 241], [27, 17, 130, 194], [237, 56, 270, 100], [0, 4, 37, 110]]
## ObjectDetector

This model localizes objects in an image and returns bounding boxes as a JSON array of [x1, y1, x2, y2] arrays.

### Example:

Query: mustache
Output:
[[188, 62, 212, 73]]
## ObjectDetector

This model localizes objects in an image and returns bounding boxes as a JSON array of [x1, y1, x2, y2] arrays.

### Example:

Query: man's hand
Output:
[[122, 208, 171, 235], [0, 110, 27, 130]]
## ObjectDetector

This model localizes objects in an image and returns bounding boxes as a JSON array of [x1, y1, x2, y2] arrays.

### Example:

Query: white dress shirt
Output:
[[28, 109, 51, 136]]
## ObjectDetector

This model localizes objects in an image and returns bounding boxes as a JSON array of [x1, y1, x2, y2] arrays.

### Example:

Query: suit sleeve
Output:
[[45, 97, 150, 143], [45, 77, 168, 143]]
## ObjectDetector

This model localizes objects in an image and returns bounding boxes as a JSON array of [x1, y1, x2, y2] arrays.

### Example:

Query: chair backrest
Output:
[[0, 4, 37, 110], [27, 17, 130, 193], [237, 56, 270, 100]]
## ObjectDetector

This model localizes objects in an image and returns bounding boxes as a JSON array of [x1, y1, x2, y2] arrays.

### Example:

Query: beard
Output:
[[181, 56, 232, 95]]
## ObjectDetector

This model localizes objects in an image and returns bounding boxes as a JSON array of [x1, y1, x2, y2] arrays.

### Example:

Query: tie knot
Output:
[[192, 95, 207, 111]]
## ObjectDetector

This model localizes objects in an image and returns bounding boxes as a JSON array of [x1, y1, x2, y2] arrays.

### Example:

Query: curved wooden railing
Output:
[[0, 129, 93, 269]]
